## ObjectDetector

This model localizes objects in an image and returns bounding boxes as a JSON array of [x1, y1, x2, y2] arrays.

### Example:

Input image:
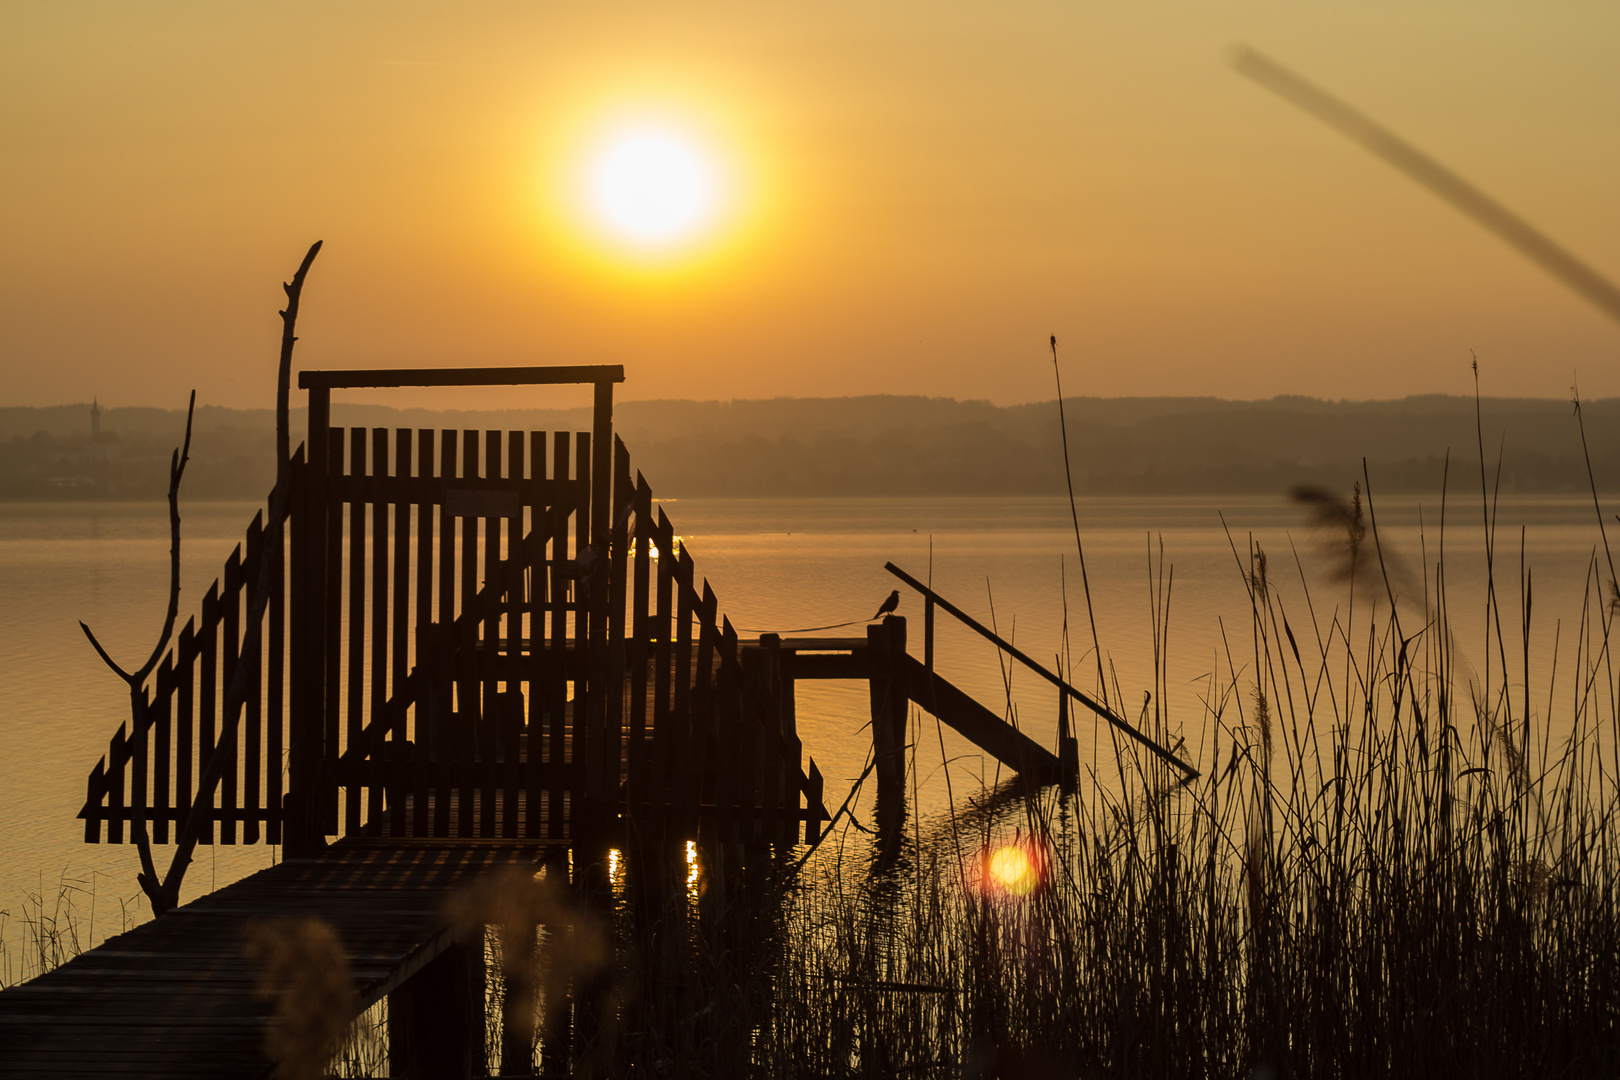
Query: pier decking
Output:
[[0, 840, 544, 1078]]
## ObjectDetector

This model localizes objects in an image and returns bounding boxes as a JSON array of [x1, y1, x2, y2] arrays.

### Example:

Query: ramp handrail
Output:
[[884, 562, 1199, 779]]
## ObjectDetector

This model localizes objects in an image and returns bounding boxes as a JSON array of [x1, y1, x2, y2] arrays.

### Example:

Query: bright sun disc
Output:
[[587, 126, 718, 246]]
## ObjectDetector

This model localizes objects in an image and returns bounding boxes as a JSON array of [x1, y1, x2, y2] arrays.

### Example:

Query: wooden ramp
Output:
[[0, 839, 546, 1079], [900, 653, 1063, 778], [775, 633, 1064, 780]]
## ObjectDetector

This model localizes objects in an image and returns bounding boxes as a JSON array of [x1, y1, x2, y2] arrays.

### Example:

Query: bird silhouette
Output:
[[872, 590, 900, 620]]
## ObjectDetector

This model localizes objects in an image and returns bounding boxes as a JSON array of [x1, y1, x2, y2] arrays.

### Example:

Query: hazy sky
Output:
[[4, 2, 1619, 411]]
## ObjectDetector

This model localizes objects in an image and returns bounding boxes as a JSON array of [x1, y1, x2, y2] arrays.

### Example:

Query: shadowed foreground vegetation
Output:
[[661, 464, 1618, 1077], [763, 502, 1620, 1077], [391, 469, 1620, 1077], [8, 470, 1619, 1077]]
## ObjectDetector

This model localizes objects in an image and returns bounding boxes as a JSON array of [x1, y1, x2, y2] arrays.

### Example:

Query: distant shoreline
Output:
[[5, 394, 1618, 499]]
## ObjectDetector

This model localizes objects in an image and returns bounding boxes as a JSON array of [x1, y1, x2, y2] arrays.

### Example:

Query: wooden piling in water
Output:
[[867, 615, 908, 827], [389, 939, 486, 1079]]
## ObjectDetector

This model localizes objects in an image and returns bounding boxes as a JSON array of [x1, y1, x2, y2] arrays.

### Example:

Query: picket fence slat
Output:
[[244, 511, 264, 845]]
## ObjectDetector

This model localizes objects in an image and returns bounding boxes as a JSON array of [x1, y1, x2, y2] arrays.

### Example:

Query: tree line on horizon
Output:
[[2, 393, 1616, 500]]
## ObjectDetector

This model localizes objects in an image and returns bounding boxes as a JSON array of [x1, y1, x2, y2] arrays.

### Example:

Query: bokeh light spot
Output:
[[980, 839, 1046, 898]]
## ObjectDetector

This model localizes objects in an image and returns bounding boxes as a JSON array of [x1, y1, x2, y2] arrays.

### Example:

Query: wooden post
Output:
[[573, 847, 616, 1072], [286, 385, 329, 857], [574, 378, 617, 857], [1058, 691, 1079, 788], [924, 596, 935, 675], [867, 615, 907, 826], [760, 633, 793, 848], [590, 379, 613, 556], [734, 646, 757, 847], [803, 759, 824, 844], [539, 850, 573, 1075], [390, 939, 486, 1079]]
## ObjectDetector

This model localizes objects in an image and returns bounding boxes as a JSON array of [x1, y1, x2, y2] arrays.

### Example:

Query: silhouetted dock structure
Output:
[[0, 365, 1142, 1077]]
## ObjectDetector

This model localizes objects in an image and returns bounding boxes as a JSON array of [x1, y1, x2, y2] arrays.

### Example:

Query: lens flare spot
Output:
[[977, 838, 1048, 898]]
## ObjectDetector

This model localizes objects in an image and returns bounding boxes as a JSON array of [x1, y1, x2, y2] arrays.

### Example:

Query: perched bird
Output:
[[872, 590, 900, 620]]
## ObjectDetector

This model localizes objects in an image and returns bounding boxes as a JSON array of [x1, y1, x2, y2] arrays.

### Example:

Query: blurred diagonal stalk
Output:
[[1232, 44, 1620, 327]]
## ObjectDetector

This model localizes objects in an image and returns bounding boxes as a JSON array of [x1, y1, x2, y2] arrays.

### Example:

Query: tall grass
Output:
[[306, 466, 1620, 1077], [0, 871, 139, 989], [758, 476, 1620, 1077]]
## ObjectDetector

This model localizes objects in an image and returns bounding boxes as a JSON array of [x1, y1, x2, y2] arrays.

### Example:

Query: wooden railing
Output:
[[308, 425, 593, 844], [887, 560, 1198, 780], [81, 414, 828, 851], [615, 439, 828, 848], [81, 456, 299, 845]]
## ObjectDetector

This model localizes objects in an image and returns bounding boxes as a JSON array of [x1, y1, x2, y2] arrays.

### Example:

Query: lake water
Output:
[[2, 492, 1613, 953]]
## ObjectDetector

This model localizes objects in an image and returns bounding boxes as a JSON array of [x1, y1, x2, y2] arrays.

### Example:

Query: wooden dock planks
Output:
[[0, 839, 547, 1079]]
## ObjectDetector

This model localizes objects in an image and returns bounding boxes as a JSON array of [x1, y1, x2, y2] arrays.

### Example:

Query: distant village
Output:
[[0, 400, 277, 500], [2, 399, 124, 495]]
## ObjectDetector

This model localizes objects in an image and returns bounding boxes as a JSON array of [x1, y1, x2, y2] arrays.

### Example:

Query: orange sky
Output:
[[4, 2, 1619, 411]]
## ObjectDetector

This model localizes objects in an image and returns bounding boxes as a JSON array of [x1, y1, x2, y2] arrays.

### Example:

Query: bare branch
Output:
[[78, 621, 133, 684], [76, 387, 197, 914], [177, 389, 194, 472], [135, 389, 195, 684], [278, 242, 322, 480], [161, 242, 322, 906]]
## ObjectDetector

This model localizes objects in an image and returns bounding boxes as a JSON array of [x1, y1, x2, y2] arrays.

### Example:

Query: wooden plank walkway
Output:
[[0, 839, 548, 1078]]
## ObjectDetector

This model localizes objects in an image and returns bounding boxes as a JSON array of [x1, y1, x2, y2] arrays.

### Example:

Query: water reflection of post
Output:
[[389, 937, 486, 1077], [867, 614, 909, 860], [538, 850, 572, 1076], [619, 837, 689, 1070], [571, 846, 616, 1072]]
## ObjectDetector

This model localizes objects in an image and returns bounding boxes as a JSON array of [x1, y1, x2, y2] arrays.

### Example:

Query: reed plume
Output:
[[442, 867, 609, 1072], [245, 917, 357, 1080]]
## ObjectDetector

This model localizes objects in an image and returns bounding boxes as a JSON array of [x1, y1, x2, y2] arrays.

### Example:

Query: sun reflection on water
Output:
[[973, 835, 1048, 899], [627, 535, 684, 561]]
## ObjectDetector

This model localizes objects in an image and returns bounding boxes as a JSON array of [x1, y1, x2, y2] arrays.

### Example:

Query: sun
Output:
[[536, 96, 763, 275], [585, 123, 722, 248]]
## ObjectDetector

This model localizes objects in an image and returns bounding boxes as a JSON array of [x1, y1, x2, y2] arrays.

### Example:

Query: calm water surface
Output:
[[2, 494, 1612, 945]]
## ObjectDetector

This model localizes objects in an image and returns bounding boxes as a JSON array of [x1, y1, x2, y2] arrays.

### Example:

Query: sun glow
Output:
[[532, 91, 766, 281], [563, 113, 741, 267], [588, 126, 718, 245]]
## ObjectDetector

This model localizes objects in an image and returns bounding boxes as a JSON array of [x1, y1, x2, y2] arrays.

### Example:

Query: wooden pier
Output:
[[0, 840, 540, 1078], [0, 364, 1166, 1076]]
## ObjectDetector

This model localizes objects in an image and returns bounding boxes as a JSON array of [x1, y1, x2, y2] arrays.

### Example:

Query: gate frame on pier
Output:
[[285, 365, 621, 856]]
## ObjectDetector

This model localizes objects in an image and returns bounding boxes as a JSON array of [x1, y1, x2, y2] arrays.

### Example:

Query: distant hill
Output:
[[3, 394, 1616, 499]]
